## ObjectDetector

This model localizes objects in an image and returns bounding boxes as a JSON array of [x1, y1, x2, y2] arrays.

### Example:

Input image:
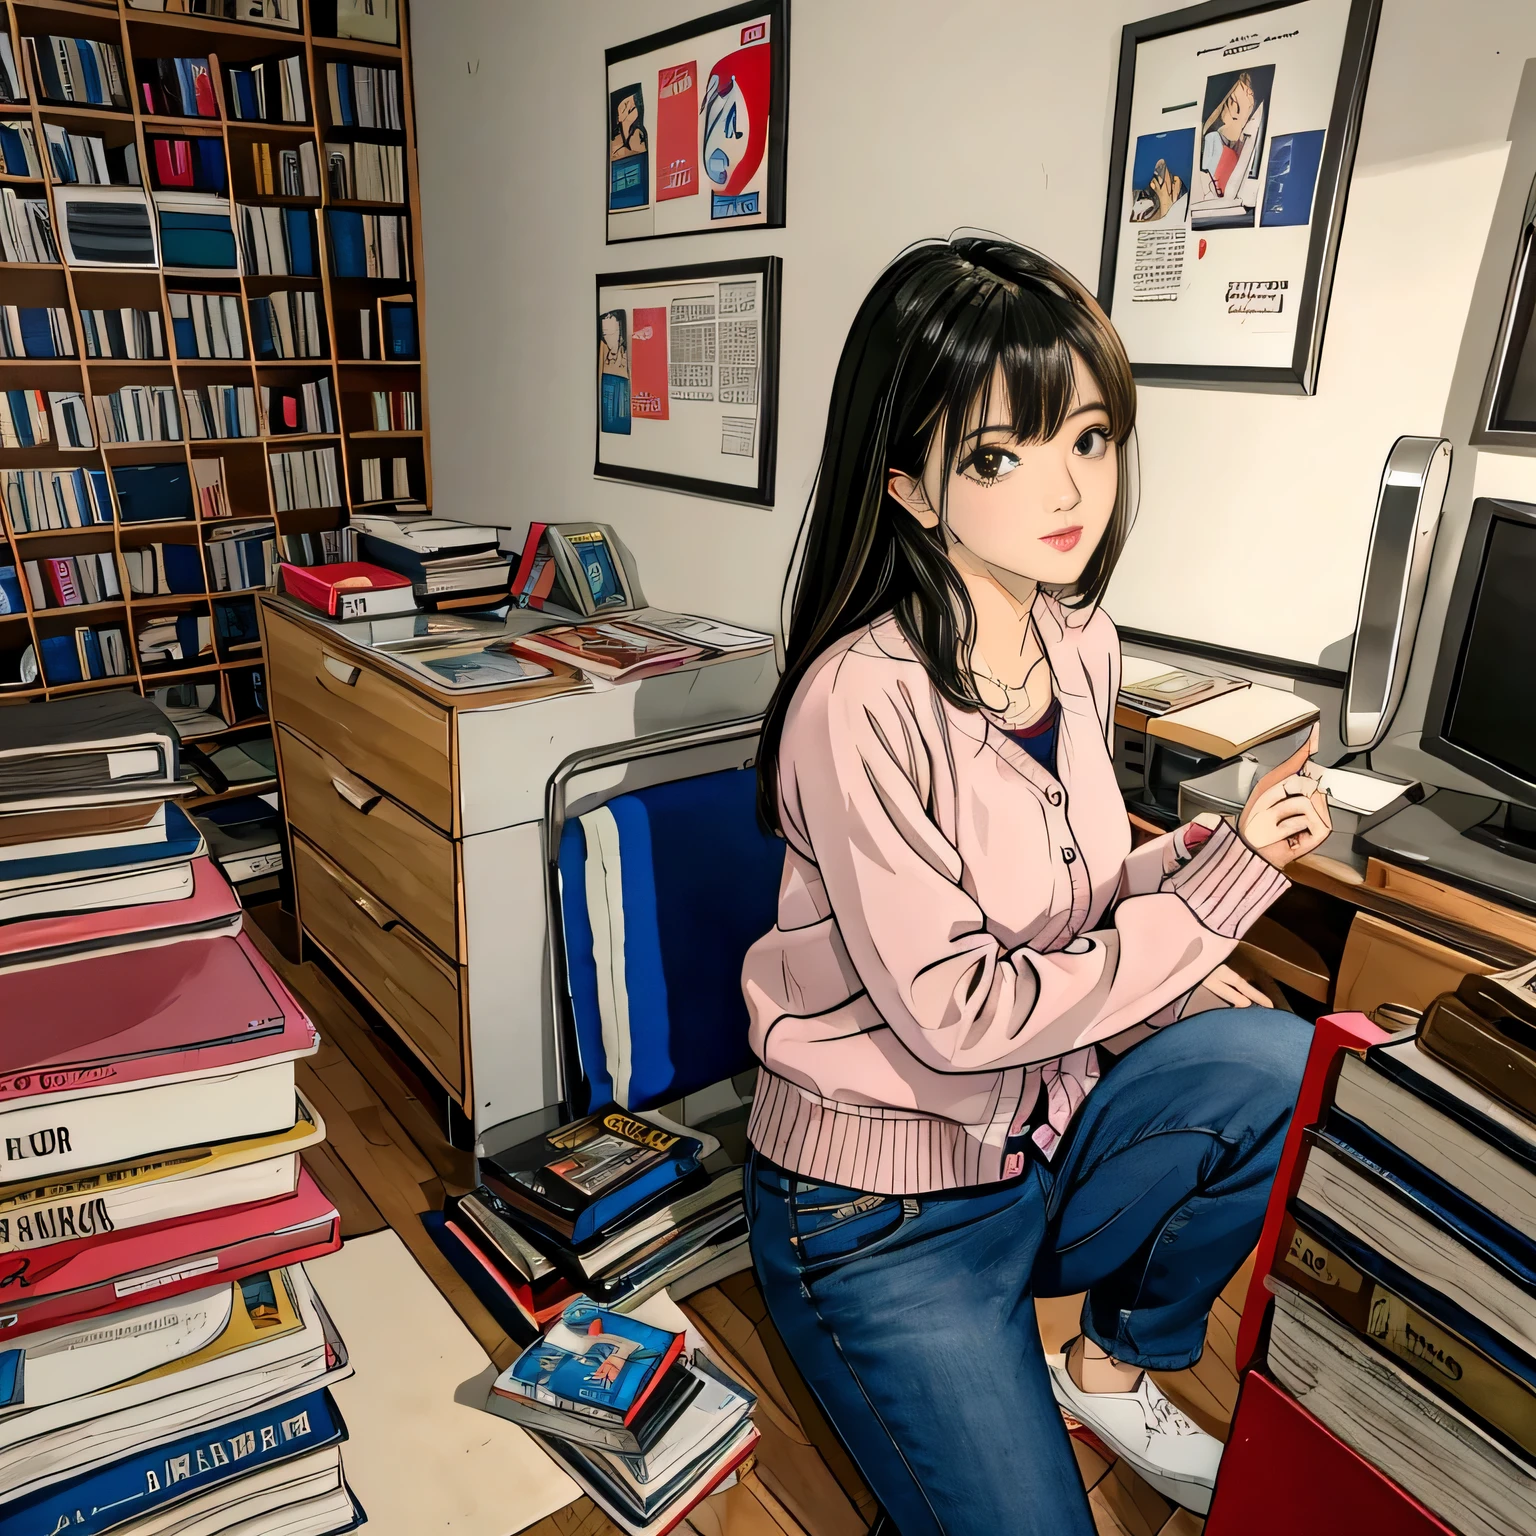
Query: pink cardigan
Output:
[[743, 596, 1289, 1194]]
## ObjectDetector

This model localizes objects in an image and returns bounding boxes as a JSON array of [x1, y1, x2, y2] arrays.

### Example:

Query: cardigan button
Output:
[[1047, 788, 1063, 806], [1061, 846, 1077, 863]]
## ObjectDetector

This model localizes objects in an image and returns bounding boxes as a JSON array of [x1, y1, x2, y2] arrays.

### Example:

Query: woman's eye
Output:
[[960, 446, 1021, 484], [1073, 427, 1109, 459]]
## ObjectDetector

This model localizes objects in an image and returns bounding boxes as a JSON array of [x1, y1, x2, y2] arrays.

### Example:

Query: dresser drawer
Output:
[[262, 608, 453, 831], [293, 835, 464, 1097], [277, 725, 458, 960]]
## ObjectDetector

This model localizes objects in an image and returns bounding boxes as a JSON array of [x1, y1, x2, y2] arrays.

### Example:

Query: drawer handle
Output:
[[352, 892, 396, 930], [331, 774, 382, 814], [320, 655, 361, 687]]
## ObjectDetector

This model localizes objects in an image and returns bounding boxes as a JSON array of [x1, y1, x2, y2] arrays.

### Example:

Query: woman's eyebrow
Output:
[[958, 399, 1109, 447]]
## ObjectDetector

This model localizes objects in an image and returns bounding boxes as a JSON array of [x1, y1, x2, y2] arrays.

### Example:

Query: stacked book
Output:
[[485, 1298, 758, 1536], [1264, 962, 1536, 1536], [352, 512, 509, 606], [430, 1106, 750, 1342], [0, 693, 365, 1536]]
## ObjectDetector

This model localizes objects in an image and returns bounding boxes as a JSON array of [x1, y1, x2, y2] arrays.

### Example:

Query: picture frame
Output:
[[604, 0, 789, 245], [1472, 171, 1536, 450], [1097, 0, 1381, 394], [594, 255, 781, 506]]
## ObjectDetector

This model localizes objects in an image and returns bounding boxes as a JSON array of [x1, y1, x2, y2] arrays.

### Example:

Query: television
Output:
[[1422, 496, 1536, 848]]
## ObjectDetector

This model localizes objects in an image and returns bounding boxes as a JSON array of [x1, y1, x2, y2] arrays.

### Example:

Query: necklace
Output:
[[971, 646, 1051, 727]]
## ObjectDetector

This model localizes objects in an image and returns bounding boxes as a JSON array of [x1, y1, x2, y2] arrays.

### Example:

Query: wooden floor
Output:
[[248, 909, 1241, 1536]]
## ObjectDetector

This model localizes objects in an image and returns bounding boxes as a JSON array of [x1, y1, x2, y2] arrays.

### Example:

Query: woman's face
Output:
[[893, 350, 1117, 590]]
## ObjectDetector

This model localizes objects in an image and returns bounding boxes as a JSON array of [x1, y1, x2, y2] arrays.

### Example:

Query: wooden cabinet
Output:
[[293, 836, 466, 1095], [259, 595, 779, 1130], [264, 608, 454, 831], [278, 724, 459, 959]]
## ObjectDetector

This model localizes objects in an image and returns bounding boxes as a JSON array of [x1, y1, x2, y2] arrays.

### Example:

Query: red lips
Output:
[[1040, 527, 1083, 552]]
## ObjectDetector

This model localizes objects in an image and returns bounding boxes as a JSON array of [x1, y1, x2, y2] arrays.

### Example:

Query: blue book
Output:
[[162, 544, 205, 594], [5, 390, 36, 448], [0, 1350, 20, 1409], [1317, 1114, 1536, 1288], [506, 1299, 682, 1423], [326, 210, 364, 277], [172, 313, 198, 356], [0, 802, 199, 885], [196, 137, 227, 192], [174, 57, 198, 114], [336, 66, 354, 126], [86, 468, 113, 523], [38, 635, 81, 686], [113, 462, 192, 524], [80, 627, 103, 680], [248, 298, 275, 358], [285, 207, 315, 275], [0, 568, 22, 616], [0, 125, 30, 176], [174, 612, 206, 658], [234, 72, 259, 120], [159, 210, 238, 271], [17, 310, 56, 359], [74, 39, 104, 107], [0, 1390, 345, 1536], [382, 302, 417, 359]]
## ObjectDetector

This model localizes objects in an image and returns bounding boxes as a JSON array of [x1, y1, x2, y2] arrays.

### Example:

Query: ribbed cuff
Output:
[[1164, 819, 1287, 938]]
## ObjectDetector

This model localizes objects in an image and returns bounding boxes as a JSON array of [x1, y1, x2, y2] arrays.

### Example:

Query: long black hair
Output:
[[757, 235, 1137, 834]]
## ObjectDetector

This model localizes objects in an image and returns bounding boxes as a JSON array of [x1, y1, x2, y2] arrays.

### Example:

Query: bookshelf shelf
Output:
[[0, 0, 431, 719]]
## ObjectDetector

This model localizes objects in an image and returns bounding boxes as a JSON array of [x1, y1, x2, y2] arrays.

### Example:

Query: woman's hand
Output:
[[1237, 727, 1332, 869], [1199, 964, 1271, 1007]]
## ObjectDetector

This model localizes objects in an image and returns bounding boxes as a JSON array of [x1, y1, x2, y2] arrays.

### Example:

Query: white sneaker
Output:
[[1046, 1340, 1223, 1514]]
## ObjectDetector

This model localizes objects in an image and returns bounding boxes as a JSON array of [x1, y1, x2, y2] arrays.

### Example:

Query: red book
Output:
[[2, 930, 317, 1105], [190, 61, 217, 118], [0, 855, 240, 975], [1207, 1371, 1456, 1536], [509, 522, 551, 609], [280, 560, 413, 619], [445, 1219, 577, 1330], [44, 558, 81, 607], [153, 137, 193, 188], [0, 1168, 340, 1341]]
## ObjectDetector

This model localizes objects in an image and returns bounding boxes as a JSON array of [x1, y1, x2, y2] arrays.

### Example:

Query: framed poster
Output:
[[595, 256, 781, 505], [605, 0, 788, 244], [1098, 0, 1380, 393]]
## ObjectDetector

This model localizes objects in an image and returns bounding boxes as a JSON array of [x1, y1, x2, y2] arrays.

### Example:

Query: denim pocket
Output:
[[789, 1183, 919, 1275]]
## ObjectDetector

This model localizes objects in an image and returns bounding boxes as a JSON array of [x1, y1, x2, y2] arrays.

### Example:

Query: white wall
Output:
[[412, 0, 1536, 667]]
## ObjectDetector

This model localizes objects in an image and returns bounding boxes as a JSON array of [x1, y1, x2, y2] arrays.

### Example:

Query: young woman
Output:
[[742, 236, 1330, 1536]]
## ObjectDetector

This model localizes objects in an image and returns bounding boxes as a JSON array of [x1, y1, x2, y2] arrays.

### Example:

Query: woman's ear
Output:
[[887, 467, 939, 529]]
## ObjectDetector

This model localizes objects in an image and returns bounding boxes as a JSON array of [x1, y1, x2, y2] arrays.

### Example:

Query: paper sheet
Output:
[[304, 1230, 579, 1535], [1318, 766, 1415, 815]]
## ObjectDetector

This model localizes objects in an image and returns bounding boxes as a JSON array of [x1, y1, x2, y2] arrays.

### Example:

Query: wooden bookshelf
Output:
[[0, 0, 429, 797]]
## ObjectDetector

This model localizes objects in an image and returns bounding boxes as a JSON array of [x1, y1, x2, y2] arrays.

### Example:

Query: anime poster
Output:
[[1102, 0, 1364, 387], [607, 83, 649, 213], [604, 2, 787, 243], [594, 257, 780, 504]]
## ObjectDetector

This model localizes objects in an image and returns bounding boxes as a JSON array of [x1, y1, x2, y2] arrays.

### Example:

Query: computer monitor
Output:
[[1422, 497, 1536, 819]]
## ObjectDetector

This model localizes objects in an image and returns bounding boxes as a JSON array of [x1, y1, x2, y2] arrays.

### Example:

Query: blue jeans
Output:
[[745, 1007, 1310, 1536]]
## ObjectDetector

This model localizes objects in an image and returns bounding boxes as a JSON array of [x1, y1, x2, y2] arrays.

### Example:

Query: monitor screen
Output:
[[1441, 513, 1536, 787]]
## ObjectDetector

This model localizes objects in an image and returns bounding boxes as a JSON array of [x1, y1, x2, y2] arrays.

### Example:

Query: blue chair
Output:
[[545, 719, 785, 1118]]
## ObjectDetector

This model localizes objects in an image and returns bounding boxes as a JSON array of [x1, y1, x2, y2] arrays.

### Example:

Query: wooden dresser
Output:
[[257, 596, 778, 1133]]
